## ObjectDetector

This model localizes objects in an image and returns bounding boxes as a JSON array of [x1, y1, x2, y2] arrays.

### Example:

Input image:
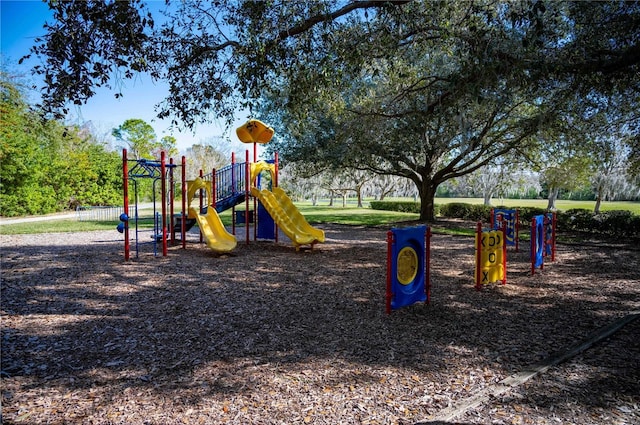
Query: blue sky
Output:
[[1, 0, 254, 155]]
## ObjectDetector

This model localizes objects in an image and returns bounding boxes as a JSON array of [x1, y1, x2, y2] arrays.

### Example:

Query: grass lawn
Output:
[[432, 197, 640, 214], [1, 198, 638, 235]]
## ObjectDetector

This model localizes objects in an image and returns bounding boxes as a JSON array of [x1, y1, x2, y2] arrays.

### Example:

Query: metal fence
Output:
[[76, 205, 136, 222]]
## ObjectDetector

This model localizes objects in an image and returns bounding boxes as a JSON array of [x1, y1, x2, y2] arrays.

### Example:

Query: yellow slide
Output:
[[272, 187, 325, 243], [187, 178, 237, 253], [250, 187, 325, 250]]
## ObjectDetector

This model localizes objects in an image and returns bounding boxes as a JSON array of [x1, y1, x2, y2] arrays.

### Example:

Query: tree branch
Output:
[[277, 1, 410, 41]]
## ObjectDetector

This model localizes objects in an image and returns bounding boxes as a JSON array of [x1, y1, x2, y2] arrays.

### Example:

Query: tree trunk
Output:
[[356, 186, 363, 208], [483, 191, 493, 206], [418, 180, 438, 222], [594, 182, 604, 213], [594, 195, 602, 213], [547, 187, 559, 210]]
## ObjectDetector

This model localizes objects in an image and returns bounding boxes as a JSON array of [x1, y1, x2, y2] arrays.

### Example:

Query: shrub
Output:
[[439, 202, 472, 219], [518, 207, 550, 227], [556, 209, 640, 238], [468, 204, 492, 222], [369, 201, 421, 214], [438, 202, 492, 221]]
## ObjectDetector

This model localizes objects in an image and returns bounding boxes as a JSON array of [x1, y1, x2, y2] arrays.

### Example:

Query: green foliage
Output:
[[557, 209, 640, 238], [24, 0, 153, 119], [513, 207, 549, 227], [21, 1, 640, 221], [434, 201, 640, 238], [112, 118, 159, 160], [438, 203, 492, 222], [369, 201, 425, 214], [1, 74, 123, 217]]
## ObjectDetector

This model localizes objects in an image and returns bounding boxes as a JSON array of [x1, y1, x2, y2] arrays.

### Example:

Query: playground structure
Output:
[[120, 119, 325, 259], [531, 212, 557, 275], [474, 221, 507, 290], [386, 225, 431, 314], [120, 150, 177, 259]]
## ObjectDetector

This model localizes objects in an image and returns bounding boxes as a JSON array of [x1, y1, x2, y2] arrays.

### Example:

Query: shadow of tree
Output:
[[1, 224, 638, 423]]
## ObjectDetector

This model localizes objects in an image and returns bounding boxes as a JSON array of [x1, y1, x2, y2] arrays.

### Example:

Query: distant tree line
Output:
[[1, 73, 240, 217], [1, 73, 122, 217]]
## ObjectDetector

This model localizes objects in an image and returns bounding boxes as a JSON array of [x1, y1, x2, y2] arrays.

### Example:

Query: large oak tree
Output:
[[25, 1, 640, 220]]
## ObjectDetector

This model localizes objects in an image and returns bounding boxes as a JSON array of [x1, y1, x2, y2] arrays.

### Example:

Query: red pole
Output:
[[169, 157, 175, 244], [245, 150, 250, 245], [541, 216, 545, 271], [531, 217, 536, 275], [212, 168, 217, 209], [161, 151, 167, 257], [181, 155, 186, 249], [475, 221, 482, 290], [490, 208, 495, 229], [515, 209, 520, 252], [386, 230, 393, 315], [551, 212, 557, 262], [274, 151, 279, 243], [231, 152, 236, 235], [199, 169, 204, 243], [425, 226, 431, 304], [274, 152, 279, 188], [502, 220, 507, 285], [253, 143, 257, 242], [123, 149, 130, 261]]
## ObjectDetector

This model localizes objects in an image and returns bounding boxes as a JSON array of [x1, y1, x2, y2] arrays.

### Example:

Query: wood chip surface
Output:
[[1, 221, 638, 424]]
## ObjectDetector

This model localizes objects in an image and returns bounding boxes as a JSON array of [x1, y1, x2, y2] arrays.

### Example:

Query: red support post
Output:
[[212, 168, 216, 209], [501, 220, 507, 285], [199, 169, 204, 243], [274, 152, 279, 188], [551, 212, 557, 262], [425, 226, 432, 303], [541, 218, 545, 271], [253, 143, 257, 242], [161, 151, 167, 257], [475, 221, 482, 291], [181, 156, 186, 249], [123, 149, 130, 261], [386, 230, 393, 315], [231, 152, 236, 235], [245, 150, 250, 245], [169, 157, 175, 244], [515, 209, 520, 252], [274, 151, 279, 243], [531, 217, 536, 276]]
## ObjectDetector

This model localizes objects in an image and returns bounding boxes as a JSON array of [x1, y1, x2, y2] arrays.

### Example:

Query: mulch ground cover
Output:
[[1, 220, 638, 424]]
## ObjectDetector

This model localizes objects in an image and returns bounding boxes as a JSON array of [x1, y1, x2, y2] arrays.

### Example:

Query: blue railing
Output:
[[201, 162, 248, 212]]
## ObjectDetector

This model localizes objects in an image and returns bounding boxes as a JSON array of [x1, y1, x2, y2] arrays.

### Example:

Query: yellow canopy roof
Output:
[[236, 119, 274, 144]]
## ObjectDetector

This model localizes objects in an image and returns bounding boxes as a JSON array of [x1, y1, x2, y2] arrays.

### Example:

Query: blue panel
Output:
[[493, 208, 517, 246], [257, 200, 275, 240], [533, 215, 545, 268], [390, 225, 427, 311]]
